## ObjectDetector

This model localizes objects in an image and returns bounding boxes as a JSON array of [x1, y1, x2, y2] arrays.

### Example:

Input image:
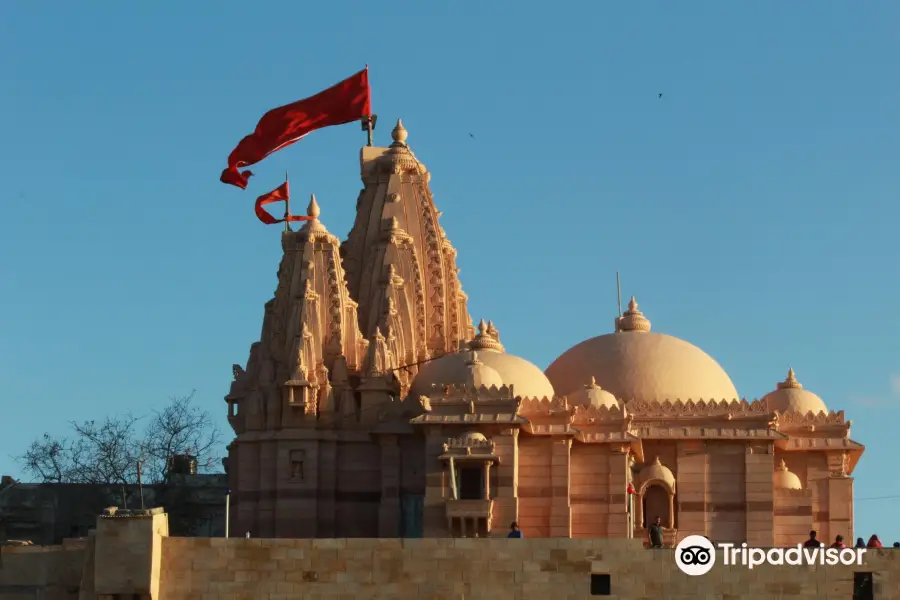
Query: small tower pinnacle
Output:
[[307, 194, 321, 219], [392, 119, 408, 145]]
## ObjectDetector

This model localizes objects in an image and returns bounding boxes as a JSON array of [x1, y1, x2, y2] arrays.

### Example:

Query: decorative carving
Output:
[[776, 410, 846, 426], [628, 398, 769, 417], [518, 396, 571, 416]]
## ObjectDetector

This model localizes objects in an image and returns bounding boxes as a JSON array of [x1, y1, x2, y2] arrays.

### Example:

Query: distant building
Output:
[[0, 466, 227, 545], [224, 119, 865, 544]]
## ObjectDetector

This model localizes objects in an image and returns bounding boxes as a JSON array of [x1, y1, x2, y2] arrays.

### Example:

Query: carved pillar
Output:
[[257, 439, 277, 537], [826, 452, 854, 543], [378, 435, 401, 537], [808, 453, 831, 541], [422, 428, 449, 537], [744, 443, 775, 547], [634, 491, 644, 531], [676, 441, 708, 542], [490, 428, 519, 536], [483, 462, 492, 499], [606, 444, 629, 538], [668, 493, 675, 528], [235, 440, 259, 538], [549, 438, 572, 537], [317, 439, 337, 537]]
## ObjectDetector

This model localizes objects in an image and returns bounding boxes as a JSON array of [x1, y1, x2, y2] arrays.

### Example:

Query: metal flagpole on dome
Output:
[[615, 272, 623, 332]]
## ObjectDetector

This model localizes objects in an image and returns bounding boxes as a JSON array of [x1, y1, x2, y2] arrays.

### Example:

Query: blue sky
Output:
[[2, 2, 898, 543]]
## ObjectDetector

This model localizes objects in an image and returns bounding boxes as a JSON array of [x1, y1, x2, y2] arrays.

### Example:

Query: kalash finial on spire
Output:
[[616, 296, 651, 333], [391, 119, 408, 146], [307, 193, 321, 219], [777, 368, 803, 390], [299, 193, 326, 234]]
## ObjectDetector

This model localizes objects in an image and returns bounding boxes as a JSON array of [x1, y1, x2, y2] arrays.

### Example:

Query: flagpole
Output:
[[284, 171, 291, 232]]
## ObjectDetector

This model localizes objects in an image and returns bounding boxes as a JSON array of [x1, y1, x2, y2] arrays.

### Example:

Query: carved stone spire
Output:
[[225, 194, 366, 434], [616, 296, 651, 333], [342, 118, 474, 365]]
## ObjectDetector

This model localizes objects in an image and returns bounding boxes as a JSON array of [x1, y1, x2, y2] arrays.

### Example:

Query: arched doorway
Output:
[[642, 484, 671, 528]]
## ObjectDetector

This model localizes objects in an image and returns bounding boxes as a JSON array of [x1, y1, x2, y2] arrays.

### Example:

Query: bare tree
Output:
[[141, 392, 222, 483], [15, 391, 222, 485]]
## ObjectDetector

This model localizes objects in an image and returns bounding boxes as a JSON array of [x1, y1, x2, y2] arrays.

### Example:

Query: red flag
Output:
[[221, 68, 371, 189], [254, 182, 313, 225], [627, 482, 635, 495]]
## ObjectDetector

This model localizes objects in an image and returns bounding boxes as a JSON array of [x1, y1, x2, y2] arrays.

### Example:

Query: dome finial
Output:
[[586, 376, 599, 389], [470, 318, 505, 352], [777, 368, 802, 390], [777, 459, 788, 472], [307, 194, 320, 218], [392, 119, 408, 145], [617, 295, 651, 333]]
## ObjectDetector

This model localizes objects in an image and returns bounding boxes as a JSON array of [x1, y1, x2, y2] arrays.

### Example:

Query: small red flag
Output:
[[627, 482, 635, 495], [254, 181, 313, 225], [221, 68, 371, 189]]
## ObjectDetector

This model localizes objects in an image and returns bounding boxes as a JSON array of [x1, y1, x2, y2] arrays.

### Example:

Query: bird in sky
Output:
[[658, 93, 663, 99], [469, 133, 475, 139]]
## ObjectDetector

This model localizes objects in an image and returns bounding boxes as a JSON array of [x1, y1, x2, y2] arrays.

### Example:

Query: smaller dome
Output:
[[570, 376, 620, 409], [638, 456, 676, 493], [762, 369, 828, 415], [464, 351, 504, 389], [774, 459, 803, 490], [409, 320, 555, 399]]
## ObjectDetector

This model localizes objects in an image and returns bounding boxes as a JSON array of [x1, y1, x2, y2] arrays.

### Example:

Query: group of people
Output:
[[804, 530, 897, 549], [508, 519, 900, 549]]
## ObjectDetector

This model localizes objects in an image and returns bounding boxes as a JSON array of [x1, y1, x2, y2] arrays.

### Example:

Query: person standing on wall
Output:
[[508, 522, 523, 538], [648, 516, 664, 548]]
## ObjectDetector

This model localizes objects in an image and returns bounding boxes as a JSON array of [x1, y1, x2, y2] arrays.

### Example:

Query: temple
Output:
[[223, 120, 863, 547]]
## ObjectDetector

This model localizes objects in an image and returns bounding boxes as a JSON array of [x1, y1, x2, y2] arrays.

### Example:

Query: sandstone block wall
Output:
[[7, 513, 900, 600], [157, 536, 900, 600], [0, 538, 86, 600]]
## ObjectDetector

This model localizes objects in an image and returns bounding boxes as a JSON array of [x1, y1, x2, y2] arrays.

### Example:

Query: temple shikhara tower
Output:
[[223, 120, 864, 546]]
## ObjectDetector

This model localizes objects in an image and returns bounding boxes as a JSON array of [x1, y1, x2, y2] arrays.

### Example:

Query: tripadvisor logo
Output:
[[675, 535, 866, 576]]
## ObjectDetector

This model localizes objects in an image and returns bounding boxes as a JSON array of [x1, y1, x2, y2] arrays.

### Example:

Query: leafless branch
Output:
[[15, 391, 222, 485]]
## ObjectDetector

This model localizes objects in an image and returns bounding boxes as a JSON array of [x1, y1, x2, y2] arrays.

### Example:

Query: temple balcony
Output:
[[446, 499, 493, 537]]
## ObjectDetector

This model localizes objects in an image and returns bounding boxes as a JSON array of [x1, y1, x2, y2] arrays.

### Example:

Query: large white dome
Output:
[[545, 298, 738, 402]]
